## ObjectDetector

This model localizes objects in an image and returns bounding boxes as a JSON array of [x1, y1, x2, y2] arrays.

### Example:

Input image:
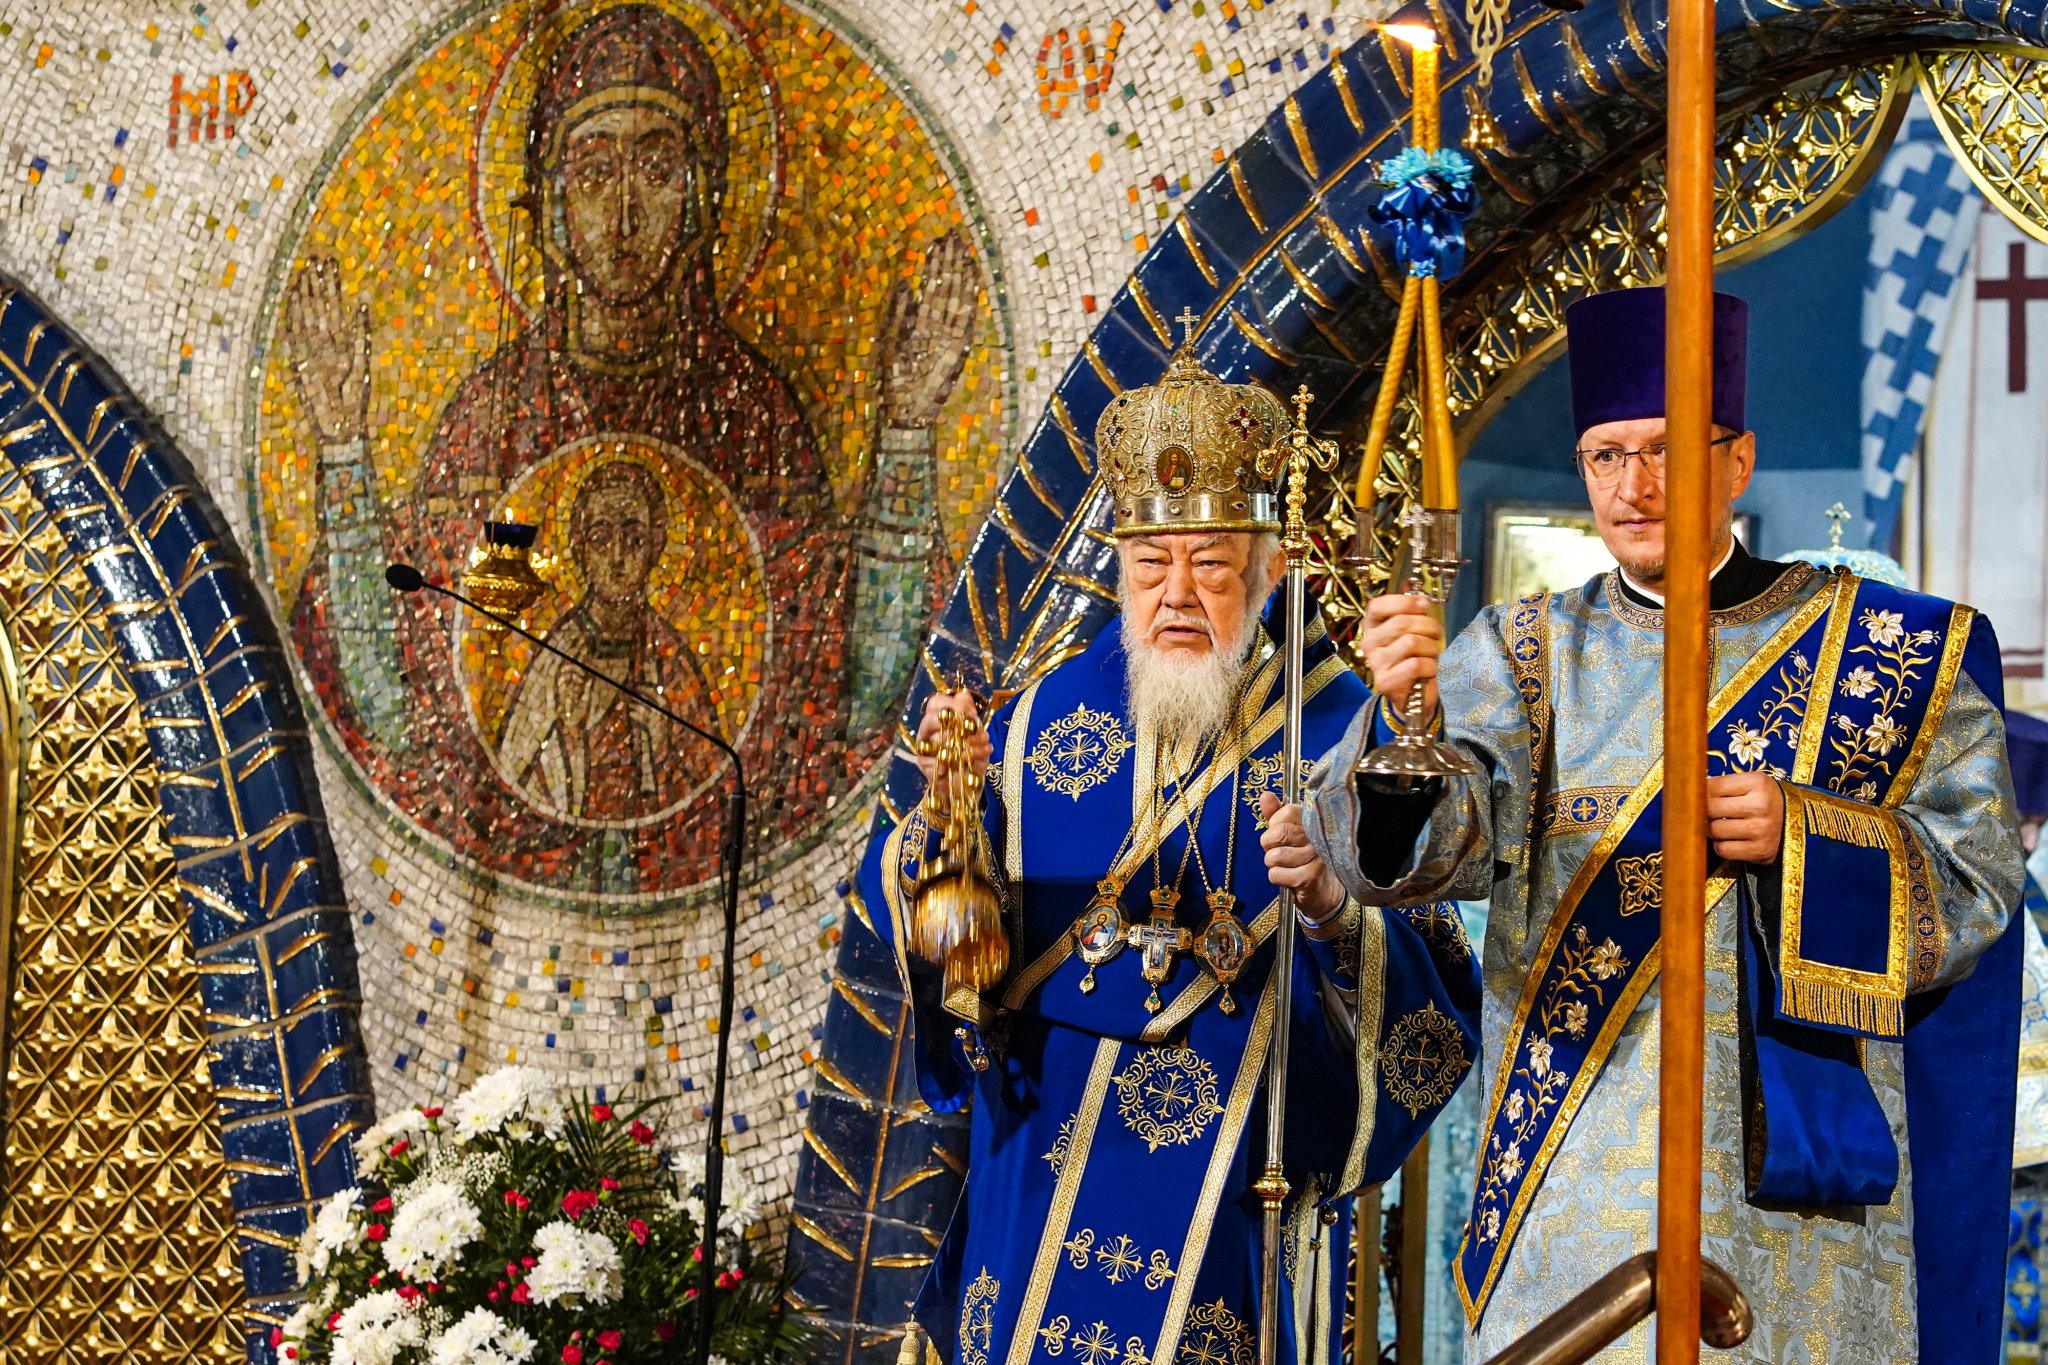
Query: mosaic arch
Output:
[[0, 274, 375, 1359], [249, 0, 1015, 907], [795, 0, 2048, 1356]]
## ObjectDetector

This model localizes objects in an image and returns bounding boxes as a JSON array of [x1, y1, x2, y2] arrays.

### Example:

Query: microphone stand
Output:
[[385, 565, 743, 1365]]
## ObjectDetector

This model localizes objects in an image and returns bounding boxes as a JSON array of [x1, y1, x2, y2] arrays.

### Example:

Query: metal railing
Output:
[[1480, 1253, 1753, 1365]]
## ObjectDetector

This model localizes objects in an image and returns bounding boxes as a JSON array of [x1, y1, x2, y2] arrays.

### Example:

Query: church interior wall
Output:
[[0, 0, 1397, 1355]]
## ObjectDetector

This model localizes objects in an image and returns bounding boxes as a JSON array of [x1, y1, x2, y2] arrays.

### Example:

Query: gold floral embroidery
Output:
[[1823, 610, 1942, 795], [1615, 852, 1661, 918], [1380, 1001, 1470, 1116], [1471, 925, 1632, 1243], [1038, 1316, 1072, 1356], [1144, 1248, 1176, 1291], [1177, 1300, 1255, 1365], [1026, 704, 1133, 799], [1240, 754, 1315, 828], [1706, 649, 1811, 776], [1061, 1228, 1096, 1269], [1402, 902, 1470, 965], [959, 1269, 1001, 1365], [1043, 1115, 1077, 1177], [1113, 1047, 1225, 1153]]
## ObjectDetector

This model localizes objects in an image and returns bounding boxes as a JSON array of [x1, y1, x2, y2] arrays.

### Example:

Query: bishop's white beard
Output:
[[1119, 570, 1271, 749]]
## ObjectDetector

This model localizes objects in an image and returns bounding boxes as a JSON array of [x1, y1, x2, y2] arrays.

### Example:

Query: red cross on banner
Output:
[[1976, 240, 2048, 394]]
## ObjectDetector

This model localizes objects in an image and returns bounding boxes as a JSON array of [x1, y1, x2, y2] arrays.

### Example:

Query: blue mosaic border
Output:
[[0, 276, 374, 1361]]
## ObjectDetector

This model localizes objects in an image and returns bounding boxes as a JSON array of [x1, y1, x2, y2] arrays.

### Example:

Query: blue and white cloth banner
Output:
[[1861, 93, 1983, 551]]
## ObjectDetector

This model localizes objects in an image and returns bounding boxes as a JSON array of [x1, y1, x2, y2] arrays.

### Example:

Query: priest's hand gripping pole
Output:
[[1254, 389, 1339, 1365], [1660, 0, 1715, 1354]]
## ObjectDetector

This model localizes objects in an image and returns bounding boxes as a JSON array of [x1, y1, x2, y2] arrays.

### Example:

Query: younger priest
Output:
[[1304, 286, 2025, 1365], [856, 344, 1480, 1365]]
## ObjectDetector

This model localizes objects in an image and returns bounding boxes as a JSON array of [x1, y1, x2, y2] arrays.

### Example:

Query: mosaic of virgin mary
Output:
[[271, 1, 988, 896]]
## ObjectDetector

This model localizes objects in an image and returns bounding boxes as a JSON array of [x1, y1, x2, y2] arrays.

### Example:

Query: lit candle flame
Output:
[[1380, 23, 1439, 48]]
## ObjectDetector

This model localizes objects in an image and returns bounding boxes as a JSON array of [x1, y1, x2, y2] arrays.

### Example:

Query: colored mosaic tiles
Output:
[[0, 0, 1407, 1358]]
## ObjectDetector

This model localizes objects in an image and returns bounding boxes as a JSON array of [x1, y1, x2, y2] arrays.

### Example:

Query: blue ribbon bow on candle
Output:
[[1371, 147, 1477, 278]]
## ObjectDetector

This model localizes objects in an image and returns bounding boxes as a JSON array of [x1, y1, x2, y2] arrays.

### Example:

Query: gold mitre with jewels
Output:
[[1095, 342, 1293, 537]]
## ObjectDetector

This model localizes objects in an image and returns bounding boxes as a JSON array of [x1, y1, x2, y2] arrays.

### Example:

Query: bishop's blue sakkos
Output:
[[854, 339, 1480, 1365]]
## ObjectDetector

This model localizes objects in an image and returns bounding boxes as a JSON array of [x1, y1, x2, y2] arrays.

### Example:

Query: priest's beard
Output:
[[1119, 567, 1272, 750]]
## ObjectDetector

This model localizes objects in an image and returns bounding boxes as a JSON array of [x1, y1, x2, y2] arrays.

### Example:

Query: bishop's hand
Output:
[[282, 256, 371, 446], [1358, 592, 1443, 725], [1259, 792, 1344, 921], [914, 690, 990, 786], [879, 231, 979, 430]]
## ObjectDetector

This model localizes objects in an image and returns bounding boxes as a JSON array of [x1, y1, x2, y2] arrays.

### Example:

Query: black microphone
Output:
[[386, 561, 747, 1363]]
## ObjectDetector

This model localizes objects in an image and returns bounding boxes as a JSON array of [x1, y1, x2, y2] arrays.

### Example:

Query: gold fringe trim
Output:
[[1802, 796, 1899, 851], [1780, 975, 1904, 1038]]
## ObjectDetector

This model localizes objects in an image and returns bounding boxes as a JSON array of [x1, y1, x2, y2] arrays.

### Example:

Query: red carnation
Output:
[[512, 1282, 533, 1305], [388, 1138, 411, 1158], [327, 1312, 342, 1330], [504, 1190, 531, 1210], [270, 1329, 284, 1348], [562, 1347, 584, 1365], [397, 1284, 422, 1303], [421, 1106, 443, 1119], [563, 1189, 601, 1220], [364, 1223, 388, 1243], [628, 1218, 650, 1246], [598, 1330, 623, 1350], [371, 1196, 394, 1215], [591, 1103, 614, 1122], [600, 1177, 621, 1193], [654, 1322, 678, 1343], [629, 1120, 656, 1146]]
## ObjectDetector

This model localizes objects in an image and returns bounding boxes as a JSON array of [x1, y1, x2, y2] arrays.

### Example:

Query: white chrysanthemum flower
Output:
[[446, 1065, 569, 1141], [526, 1220, 624, 1306], [299, 1187, 363, 1279], [382, 1181, 483, 1283], [669, 1151, 761, 1240], [274, 1299, 322, 1360], [329, 1289, 425, 1365], [350, 1108, 430, 1175], [428, 1306, 537, 1365]]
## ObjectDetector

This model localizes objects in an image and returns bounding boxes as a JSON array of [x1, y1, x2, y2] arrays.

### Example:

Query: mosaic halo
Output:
[[470, 0, 788, 320]]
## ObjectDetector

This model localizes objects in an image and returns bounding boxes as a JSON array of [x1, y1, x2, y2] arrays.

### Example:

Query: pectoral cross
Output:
[[1129, 889, 1192, 1013]]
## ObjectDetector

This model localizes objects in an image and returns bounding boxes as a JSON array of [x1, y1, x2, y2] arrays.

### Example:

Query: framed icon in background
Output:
[[1487, 504, 1756, 605]]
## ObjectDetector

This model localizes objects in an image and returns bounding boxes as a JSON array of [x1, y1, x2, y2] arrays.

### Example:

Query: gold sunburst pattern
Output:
[[1026, 704, 1134, 800], [1113, 1047, 1225, 1153]]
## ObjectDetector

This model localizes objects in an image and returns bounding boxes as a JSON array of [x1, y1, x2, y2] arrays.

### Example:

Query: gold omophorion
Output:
[[907, 703, 1008, 995]]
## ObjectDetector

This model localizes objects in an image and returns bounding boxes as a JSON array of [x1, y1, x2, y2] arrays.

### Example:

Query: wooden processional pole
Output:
[[1658, 0, 1713, 1355]]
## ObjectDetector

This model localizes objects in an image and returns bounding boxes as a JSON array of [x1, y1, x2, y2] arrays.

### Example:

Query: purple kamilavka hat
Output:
[[1564, 286, 1749, 435]]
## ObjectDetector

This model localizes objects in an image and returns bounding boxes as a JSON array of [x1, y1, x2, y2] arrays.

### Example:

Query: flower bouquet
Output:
[[275, 1065, 809, 1365]]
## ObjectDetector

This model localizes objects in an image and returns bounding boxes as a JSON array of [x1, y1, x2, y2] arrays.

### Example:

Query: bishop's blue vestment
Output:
[[1304, 553, 2025, 1365], [856, 605, 1480, 1365]]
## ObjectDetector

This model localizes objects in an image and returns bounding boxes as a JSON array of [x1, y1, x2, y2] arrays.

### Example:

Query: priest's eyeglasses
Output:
[[1573, 434, 1740, 486]]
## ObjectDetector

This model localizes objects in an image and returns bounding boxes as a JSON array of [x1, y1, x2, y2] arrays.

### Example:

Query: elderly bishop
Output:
[[856, 343, 1480, 1365], [1305, 286, 2026, 1365]]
